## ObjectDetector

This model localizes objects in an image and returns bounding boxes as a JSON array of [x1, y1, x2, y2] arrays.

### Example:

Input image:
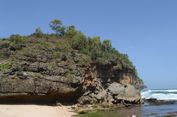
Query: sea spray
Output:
[[141, 89, 177, 100]]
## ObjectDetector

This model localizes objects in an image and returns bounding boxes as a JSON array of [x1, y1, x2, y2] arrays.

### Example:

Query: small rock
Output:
[[55, 101, 62, 106]]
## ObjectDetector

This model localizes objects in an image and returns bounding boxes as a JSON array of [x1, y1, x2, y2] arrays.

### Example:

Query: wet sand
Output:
[[0, 104, 76, 117]]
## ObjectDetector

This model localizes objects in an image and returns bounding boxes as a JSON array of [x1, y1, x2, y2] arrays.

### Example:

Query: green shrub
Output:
[[77, 54, 91, 65], [65, 70, 73, 81], [64, 25, 77, 39], [55, 40, 70, 52], [0, 62, 11, 72], [8, 34, 27, 50], [9, 34, 27, 44], [71, 32, 87, 50], [34, 27, 43, 38]]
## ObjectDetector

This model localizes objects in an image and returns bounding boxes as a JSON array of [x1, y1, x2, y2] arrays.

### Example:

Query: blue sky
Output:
[[0, 0, 177, 89]]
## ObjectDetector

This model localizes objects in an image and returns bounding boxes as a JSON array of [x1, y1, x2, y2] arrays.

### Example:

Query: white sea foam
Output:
[[141, 89, 177, 100]]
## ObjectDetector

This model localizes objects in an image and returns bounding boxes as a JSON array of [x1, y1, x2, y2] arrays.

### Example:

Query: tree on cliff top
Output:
[[34, 27, 43, 38], [49, 19, 65, 36]]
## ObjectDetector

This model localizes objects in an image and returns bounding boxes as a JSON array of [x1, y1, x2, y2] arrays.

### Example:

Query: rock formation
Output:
[[0, 56, 143, 104], [0, 22, 144, 105]]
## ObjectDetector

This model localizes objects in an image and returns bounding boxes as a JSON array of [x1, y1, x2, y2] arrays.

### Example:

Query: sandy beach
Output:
[[0, 104, 76, 117]]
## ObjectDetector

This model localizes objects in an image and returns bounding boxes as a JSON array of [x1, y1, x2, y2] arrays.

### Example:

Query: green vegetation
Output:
[[34, 27, 43, 38], [65, 70, 73, 81], [77, 111, 121, 117], [50, 19, 65, 36], [0, 62, 11, 72], [0, 19, 140, 79]]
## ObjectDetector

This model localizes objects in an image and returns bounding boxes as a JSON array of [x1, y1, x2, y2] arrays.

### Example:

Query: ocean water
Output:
[[141, 89, 177, 116], [78, 89, 177, 117], [141, 89, 177, 100]]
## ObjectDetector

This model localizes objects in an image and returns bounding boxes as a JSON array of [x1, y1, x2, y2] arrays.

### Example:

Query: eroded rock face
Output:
[[75, 64, 142, 105], [78, 81, 141, 105], [0, 49, 143, 104], [0, 60, 143, 105], [0, 73, 83, 103]]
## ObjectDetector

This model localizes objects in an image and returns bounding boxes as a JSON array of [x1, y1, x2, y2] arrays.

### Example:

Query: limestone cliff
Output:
[[0, 60, 142, 105], [0, 22, 143, 105]]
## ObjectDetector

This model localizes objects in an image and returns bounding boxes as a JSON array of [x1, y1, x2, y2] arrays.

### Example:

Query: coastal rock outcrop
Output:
[[0, 57, 141, 105], [0, 57, 142, 104], [0, 23, 143, 105]]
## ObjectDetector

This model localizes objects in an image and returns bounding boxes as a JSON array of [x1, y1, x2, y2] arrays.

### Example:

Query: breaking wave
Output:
[[141, 89, 177, 100]]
